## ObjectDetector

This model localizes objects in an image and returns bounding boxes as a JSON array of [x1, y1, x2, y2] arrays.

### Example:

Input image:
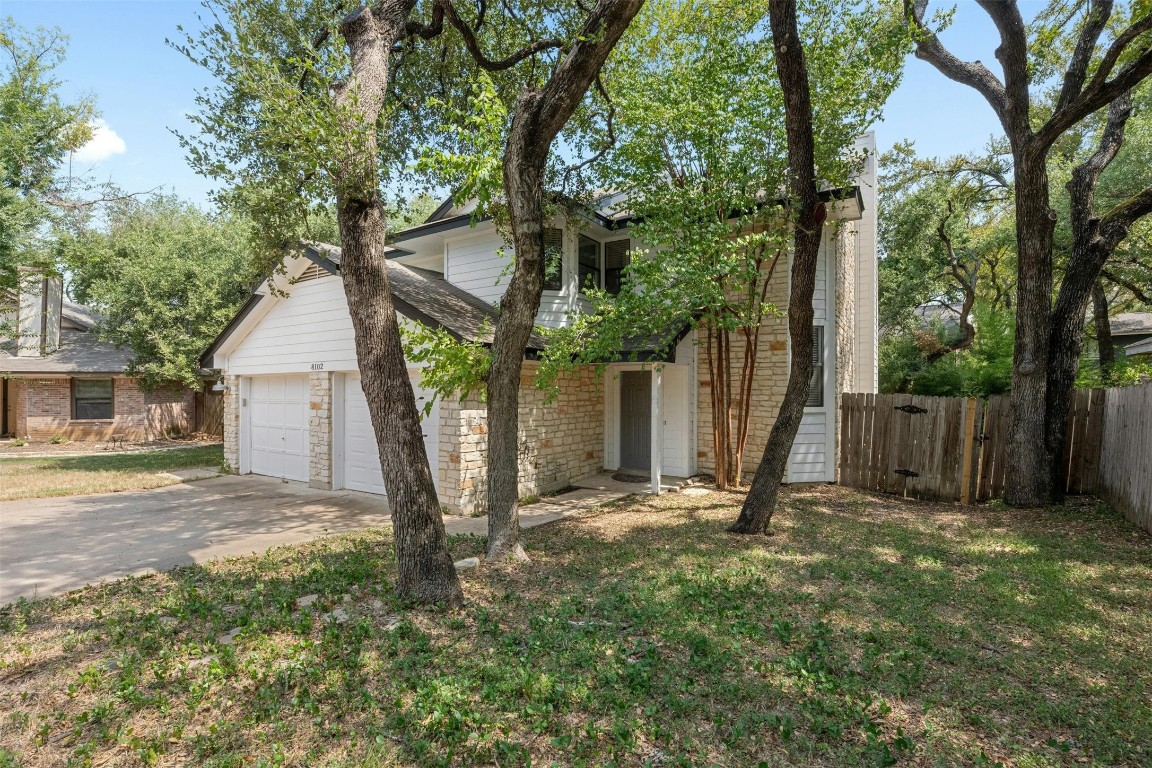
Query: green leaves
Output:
[[63, 195, 259, 390], [0, 18, 97, 288]]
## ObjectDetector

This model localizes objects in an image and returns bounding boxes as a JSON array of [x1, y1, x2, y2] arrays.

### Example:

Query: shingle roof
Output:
[[0, 329, 133, 374], [1111, 312, 1152, 336], [305, 244, 551, 350]]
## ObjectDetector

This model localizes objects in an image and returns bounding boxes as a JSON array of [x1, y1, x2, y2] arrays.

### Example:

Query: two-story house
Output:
[[201, 135, 879, 515]]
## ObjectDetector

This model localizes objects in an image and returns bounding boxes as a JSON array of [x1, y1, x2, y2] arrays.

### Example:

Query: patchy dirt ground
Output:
[[1, 485, 1149, 767], [0, 435, 221, 456]]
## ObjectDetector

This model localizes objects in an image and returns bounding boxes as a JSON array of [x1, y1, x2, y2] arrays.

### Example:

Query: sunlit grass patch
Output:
[[1, 486, 1149, 766], [0, 445, 225, 500]]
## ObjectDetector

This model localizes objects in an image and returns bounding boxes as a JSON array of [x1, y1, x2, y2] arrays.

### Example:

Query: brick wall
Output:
[[439, 364, 604, 515], [11, 376, 193, 441]]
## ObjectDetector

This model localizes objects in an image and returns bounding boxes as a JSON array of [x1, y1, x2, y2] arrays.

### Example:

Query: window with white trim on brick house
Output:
[[73, 378, 114, 419]]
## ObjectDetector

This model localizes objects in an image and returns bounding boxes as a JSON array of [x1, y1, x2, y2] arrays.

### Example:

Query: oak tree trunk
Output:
[[485, 0, 645, 561], [337, 3, 462, 604], [1002, 154, 1056, 507], [730, 0, 822, 535]]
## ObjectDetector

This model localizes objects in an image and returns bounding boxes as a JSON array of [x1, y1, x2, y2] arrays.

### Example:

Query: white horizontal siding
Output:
[[445, 231, 511, 304], [443, 226, 583, 329], [227, 276, 359, 375], [788, 412, 829, 482]]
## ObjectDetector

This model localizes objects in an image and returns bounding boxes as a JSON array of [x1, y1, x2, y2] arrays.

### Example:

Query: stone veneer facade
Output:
[[222, 374, 240, 471], [439, 364, 604, 515], [308, 371, 333, 490], [694, 256, 792, 480], [6, 376, 193, 441]]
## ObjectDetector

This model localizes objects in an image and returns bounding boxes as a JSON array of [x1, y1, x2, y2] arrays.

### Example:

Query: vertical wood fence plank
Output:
[[959, 397, 978, 505]]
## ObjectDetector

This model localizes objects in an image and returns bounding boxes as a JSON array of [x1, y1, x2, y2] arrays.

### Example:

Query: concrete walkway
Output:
[[0, 475, 636, 605]]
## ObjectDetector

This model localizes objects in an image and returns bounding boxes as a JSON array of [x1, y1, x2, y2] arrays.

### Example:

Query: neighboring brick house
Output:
[[202, 135, 879, 515], [1, 276, 193, 442]]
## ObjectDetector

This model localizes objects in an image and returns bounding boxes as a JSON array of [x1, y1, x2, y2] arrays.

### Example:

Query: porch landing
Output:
[[572, 472, 689, 495]]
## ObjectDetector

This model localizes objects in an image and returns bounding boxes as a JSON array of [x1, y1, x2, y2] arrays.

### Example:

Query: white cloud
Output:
[[73, 120, 127, 164]]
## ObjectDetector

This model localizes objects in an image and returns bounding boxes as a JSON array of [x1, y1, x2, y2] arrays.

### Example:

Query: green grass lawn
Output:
[[0, 445, 226, 501], [1, 486, 1149, 767]]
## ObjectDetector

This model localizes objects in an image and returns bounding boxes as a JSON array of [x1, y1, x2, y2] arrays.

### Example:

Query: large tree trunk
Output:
[[1002, 153, 1057, 507], [1093, 280, 1115, 377], [339, 202, 463, 604], [336, 3, 462, 604], [485, 106, 549, 562], [485, 0, 645, 561], [729, 0, 822, 535]]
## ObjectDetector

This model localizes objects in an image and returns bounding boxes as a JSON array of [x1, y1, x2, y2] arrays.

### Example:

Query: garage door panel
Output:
[[246, 375, 310, 482], [342, 373, 438, 497]]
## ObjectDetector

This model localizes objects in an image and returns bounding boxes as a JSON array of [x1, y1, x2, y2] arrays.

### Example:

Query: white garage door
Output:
[[342, 373, 439, 496], [248, 375, 310, 481]]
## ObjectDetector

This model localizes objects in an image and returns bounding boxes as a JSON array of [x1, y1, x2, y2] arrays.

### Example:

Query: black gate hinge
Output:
[[894, 404, 928, 414], [894, 468, 920, 477]]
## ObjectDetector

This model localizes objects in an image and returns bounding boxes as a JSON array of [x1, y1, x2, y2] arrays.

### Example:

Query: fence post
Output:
[[959, 397, 978, 505]]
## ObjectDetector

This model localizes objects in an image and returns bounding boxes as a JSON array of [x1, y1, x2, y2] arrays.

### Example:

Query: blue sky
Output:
[[5, 0, 1030, 207]]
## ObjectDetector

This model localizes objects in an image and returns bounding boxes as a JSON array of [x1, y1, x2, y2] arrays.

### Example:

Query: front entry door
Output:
[[619, 370, 651, 470]]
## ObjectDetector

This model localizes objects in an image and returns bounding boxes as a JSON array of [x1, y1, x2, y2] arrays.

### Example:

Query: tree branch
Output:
[[906, 0, 1008, 119], [1100, 266, 1152, 304], [560, 73, 617, 188], [974, 0, 1031, 131], [1036, 12, 1152, 149], [1054, 0, 1113, 114], [404, 0, 564, 71]]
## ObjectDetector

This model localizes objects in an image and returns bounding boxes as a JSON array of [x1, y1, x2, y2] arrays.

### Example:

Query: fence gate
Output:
[[839, 390, 1106, 504], [839, 393, 982, 503]]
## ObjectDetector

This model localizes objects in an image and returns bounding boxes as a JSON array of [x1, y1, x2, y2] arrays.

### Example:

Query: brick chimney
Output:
[[16, 267, 63, 357]]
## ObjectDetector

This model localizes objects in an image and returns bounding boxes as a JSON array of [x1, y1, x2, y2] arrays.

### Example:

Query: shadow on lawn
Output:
[[2, 486, 1150, 767]]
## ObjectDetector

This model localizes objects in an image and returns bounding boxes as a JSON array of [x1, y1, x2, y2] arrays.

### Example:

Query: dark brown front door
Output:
[[620, 370, 651, 470]]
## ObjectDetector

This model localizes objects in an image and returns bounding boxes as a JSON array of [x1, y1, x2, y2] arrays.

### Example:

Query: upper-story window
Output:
[[603, 239, 630, 296], [543, 228, 564, 291], [578, 234, 601, 292]]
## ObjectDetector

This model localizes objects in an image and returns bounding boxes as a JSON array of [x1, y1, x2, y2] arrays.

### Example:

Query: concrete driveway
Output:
[[0, 475, 631, 605]]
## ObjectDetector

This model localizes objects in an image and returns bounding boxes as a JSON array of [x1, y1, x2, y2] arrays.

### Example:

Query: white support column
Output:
[[650, 365, 663, 495]]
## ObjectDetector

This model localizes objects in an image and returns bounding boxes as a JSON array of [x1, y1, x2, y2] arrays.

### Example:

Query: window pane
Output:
[[578, 235, 600, 291], [543, 228, 563, 291], [74, 378, 114, 420], [604, 239, 630, 296], [806, 326, 824, 408], [75, 379, 112, 399], [75, 400, 114, 419]]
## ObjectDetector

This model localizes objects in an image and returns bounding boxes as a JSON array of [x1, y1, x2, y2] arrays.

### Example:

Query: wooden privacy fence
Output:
[[194, 391, 224, 437], [1097, 383, 1152, 533], [838, 390, 1107, 504]]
